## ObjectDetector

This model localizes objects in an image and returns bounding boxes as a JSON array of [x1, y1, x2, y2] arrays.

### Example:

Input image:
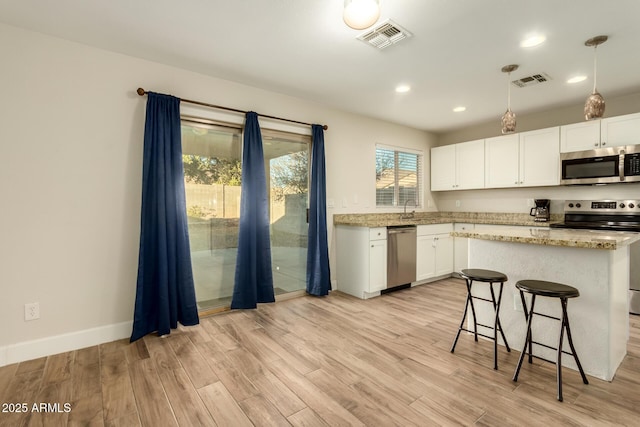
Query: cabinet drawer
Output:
[[369, 227, 387, 240], [417, 223, 453, 236]]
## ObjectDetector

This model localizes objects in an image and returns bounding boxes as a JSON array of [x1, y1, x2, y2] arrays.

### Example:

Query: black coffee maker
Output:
[[530, 199, 550, 222]]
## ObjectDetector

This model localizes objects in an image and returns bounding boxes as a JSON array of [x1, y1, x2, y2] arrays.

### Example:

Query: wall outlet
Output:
[[455, 200, 461, 208], [427, 199, 433, 208], [25, 302, 40, 321]]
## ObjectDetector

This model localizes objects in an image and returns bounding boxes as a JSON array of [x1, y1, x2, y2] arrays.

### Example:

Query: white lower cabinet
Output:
[[416, 224, 454, 281], [453, 223, 474, 273], [336, 226, 387, 299]]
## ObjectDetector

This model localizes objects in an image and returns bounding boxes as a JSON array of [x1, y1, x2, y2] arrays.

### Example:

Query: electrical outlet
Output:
[[25, 302, 40, 321], [514, 293, 522, 312], [455, 200, 461, 208]]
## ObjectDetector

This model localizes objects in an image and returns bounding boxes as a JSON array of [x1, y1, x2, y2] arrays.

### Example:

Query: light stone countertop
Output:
[[452, 226, 640, 250], [333, 212, 563, 228]]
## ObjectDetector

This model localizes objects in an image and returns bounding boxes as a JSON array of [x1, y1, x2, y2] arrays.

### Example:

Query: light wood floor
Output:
[[1, 278, 639, 426]]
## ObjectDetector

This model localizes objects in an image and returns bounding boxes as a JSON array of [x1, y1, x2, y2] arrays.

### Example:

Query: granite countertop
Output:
[[333, 212, 563, 228], [452, 226, 640, 250]]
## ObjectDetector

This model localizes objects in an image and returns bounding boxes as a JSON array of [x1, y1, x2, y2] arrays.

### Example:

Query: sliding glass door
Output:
[[264, 129, 310, 296], [181, 120, 310, 311]]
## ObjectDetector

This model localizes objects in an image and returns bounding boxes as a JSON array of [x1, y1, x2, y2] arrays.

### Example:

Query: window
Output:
[[376, 146, 423, 207]]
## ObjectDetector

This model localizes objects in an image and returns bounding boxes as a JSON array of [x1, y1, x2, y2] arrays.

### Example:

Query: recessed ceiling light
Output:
[[520, 35, 546, 48], [567, 75, 587, 84], [453, 106, 466, 112], [395, 85, 411, 93]]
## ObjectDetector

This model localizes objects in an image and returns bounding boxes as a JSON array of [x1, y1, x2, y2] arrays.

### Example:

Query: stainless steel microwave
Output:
[[560, 145, 640, 185]]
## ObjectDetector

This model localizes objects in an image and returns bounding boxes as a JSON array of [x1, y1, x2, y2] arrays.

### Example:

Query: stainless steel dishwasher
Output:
[[386, 225, 417, 289]]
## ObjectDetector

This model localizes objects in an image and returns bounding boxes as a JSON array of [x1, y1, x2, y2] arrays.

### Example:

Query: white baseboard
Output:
[[0, 321, 132, 367]]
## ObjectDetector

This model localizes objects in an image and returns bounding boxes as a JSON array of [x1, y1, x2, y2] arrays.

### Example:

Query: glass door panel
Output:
[[181, 120, 242, 311], [264, 129, 310, 296]]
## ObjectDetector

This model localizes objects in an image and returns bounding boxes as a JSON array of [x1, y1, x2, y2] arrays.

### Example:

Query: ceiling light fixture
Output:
[[453, 106, 466, 113], [520, 35, 546, 48], [584, 35, 608, 120], [395, 85, 410, 93], [343, 0, 380, 30], [501, 64, 518, 134], [567, 75, 587, 84]]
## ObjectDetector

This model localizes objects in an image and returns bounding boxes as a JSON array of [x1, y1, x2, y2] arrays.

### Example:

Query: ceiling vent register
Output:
[[512, 73, 552, 88], [357, 20, 412, 50]]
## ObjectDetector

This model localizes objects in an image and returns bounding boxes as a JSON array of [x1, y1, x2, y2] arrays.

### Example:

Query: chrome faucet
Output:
[[401, 199, 416, 219]]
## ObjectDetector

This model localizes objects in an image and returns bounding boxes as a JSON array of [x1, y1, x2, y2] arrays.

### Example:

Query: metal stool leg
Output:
[[561, 298, 589, 385], [513, 294, 536, 382], [557, 298, 565, 401], [492, 282, 511, 352], [451, 279, 473, 352]]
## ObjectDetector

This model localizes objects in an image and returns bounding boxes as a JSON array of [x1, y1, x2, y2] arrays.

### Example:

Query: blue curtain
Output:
[[231, 112, 275, 309], [130, 92, 199, 342], [306, 124, 331, 296]]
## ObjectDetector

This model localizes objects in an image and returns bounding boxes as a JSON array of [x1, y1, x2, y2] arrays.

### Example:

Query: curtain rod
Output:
[[136, 88, 328, 130]]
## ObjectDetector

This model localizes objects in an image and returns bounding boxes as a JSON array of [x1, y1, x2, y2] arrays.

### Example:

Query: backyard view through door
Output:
[[181, 120, 310, 311]]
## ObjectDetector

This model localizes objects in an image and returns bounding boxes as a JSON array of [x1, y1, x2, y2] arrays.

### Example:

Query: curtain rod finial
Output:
[[322, 125, 328, 130], [137, 88, 146, 96]]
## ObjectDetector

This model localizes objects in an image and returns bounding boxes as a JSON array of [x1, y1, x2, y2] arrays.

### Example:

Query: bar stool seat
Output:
[[451, 268, 511, 370], [512, 279, 589, 402]]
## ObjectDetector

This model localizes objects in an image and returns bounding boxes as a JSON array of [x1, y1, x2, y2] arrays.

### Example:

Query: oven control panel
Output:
[[564, 200, 640, 213]]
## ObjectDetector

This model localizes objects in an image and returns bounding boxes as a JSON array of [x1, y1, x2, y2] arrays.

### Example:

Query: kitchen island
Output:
[[451, 226, 640, 381]]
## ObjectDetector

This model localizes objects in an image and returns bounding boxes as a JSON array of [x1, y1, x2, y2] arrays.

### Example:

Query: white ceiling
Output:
[[2, 0, 640, 133]]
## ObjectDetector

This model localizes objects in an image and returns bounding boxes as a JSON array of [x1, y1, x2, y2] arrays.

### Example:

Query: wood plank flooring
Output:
[[1, 277, 639, 426]]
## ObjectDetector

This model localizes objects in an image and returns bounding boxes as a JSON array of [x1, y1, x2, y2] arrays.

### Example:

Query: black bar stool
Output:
[[451, 268, 511, 370], [512, 280, 589, 402]]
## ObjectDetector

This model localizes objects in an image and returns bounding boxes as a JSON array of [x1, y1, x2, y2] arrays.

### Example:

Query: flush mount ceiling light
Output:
[[584, 35, 608, 120], [567, 75, 587, 84], [395, 84, 410, 93], [500, 64, 519, 134], [453, 106, 466, 113], [343, 0, 380, 30], [520, 34, 546, 48]]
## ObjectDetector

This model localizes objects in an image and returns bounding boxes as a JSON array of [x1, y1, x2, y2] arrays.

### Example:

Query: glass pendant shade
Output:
[[343, 0, 380, 30], [500, 64, 518, 134], [584, 35, 608, 121]]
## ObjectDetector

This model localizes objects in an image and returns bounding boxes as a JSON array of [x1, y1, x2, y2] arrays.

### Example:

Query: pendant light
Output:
[[343, 0, 380, 30], [501, 64, 518, 134], [584, 35, 608, 120]]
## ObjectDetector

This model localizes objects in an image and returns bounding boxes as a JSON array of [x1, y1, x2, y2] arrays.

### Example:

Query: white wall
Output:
[[433, 92, 640, 213], [0, 23, 436, 364]]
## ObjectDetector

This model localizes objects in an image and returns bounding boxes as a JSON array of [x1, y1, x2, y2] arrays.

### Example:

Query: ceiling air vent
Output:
[[512, 73, 552, 88], [357, 20, 412, 50]]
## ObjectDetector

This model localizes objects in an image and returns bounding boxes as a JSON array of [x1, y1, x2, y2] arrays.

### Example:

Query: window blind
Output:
[[375, 146, 423, 207]]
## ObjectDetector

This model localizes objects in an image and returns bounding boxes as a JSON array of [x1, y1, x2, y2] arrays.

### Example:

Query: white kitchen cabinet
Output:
[[560, 120, 600, 152], [453, 223, 474, 273], [416, 224, 454, 281], [560, 112, 640, 152], [336, 226, 387, 299], [601, 112, 640, 147], [431, 139, 485, 191], [485, 126, 559, 188]]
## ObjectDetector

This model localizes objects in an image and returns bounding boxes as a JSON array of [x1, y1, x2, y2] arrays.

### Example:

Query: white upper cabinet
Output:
[[431, 139, 484, 191], [484, 134, 519, 188], [560, 120, 600, 152], [601, 112, 640, 148], [561, 112, 640, 152], [485, 127, 560, 188], [519, 127, 560, 187]]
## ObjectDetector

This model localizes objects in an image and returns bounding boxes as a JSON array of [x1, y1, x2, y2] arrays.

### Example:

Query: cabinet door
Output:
[[453, 223, 474, 273], [431, 145, 456, 191], [485, 134, 519, 188], [369, 239, 387, 292], [416, 235, 436, 281], [434, 234, 454, 276], [456, 139, 485, 189], [520, 127, 560, 187], [601, 112, 640, 148], [560, 120, 600, 152]]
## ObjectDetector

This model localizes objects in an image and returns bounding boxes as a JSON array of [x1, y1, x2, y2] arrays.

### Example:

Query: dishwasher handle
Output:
[[387, 228, 416, 234]]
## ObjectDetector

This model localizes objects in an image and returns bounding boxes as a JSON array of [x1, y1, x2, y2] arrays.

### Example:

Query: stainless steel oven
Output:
[[550, 200, 640, 314], [560, 145, 640, 185]]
